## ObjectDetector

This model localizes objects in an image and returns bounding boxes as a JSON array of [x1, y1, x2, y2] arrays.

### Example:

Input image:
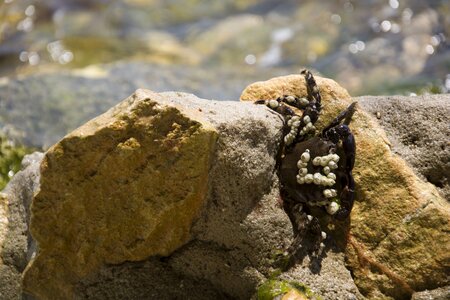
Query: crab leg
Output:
[[301, 69, 322, 104], [322, 102, 357, 135], [331, 125, 356, 220], [335, 175, 355, 220], [281, 196, 326, 263]]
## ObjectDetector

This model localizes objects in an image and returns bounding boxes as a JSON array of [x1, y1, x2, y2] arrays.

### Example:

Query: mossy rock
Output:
[[257, 279, 322, 300]]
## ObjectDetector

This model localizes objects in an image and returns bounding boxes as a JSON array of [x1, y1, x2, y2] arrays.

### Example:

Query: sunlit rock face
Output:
[[241, 75, 450, 300], [356, 94, 450, 200], [20, 90, 362, 300], [23, 90, 218, 299]]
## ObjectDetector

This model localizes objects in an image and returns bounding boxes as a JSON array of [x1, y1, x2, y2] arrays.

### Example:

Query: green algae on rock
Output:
[[0, 134, 33, 191], [22, 89, 218, 299], [257, 279, 322, 300]]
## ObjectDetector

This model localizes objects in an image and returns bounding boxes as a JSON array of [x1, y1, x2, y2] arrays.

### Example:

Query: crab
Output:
[[255, 70, 356, 267]]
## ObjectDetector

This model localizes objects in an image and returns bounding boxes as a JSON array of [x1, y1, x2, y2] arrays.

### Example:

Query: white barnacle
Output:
[[297, 160, 307, 169], [323, 189, 333, 198], [327, 172, 336, 180], [313, 173, 322, 185], [323, 166, 330, 175], [321, 231, 327, 240], [292, 121, 301, 128], [306, 122, 313, 130], [330, 189, 337, 197], [331, 153, 340, 163], [299, 168, 308, 176], [284, 134, 294, 145], [320, 242, 325, 248], [327, 179, 336, 187], [303, 115, 311, 124], [326, 201, 340, 215], [269, 100, 279, 109], [305, 174, 314, 184], [307, 215, 313, 221], [312, 157, 321, 166], [299, 98, 309, 106], [291, 116, 301, 122], [329, 161, 338, 170], [287, 119, 293, 127], [320, 156, 330, 167], [301, 151, 310, 162], [286, 95, 296, 103], [296, 175, 305, 184], [299, 129, 306, 135]]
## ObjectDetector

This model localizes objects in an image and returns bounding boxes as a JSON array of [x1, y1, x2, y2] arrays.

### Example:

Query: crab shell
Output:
[[279, 136, 349, 209]]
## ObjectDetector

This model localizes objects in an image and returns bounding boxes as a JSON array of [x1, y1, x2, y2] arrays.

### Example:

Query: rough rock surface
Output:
[[0, 152, 43, 300], [22, 90, 218, 299], [21, 90, 362, 299], [74, 92, 361, 300], [241, 75, 450, 299], [411, 285, 450, 300], [356, 94, 450, 200]]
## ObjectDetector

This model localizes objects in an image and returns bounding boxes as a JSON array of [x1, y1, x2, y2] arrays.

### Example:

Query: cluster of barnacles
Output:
[[296, 149, 341, 215]]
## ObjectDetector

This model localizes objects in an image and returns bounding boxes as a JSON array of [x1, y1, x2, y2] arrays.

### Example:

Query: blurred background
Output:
[[0, 0, 449, 187]]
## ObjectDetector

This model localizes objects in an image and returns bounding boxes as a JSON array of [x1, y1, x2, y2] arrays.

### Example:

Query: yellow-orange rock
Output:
[[22, 89, 217, 299], [241, 75, 449, 299]]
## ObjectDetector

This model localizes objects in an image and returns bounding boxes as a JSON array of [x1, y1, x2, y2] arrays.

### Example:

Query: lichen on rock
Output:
[[22, 89, 218, 299]]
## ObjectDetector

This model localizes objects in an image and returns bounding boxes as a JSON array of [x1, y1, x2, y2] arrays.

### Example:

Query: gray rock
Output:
[[0, 152, 43, 300], [356, 94, 450, 200], [73, 92, 362, 299], [412, 286, 450, 300]]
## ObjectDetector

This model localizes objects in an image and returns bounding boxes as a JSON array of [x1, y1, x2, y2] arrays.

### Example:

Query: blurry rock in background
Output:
[[0, 0, 448, 95]]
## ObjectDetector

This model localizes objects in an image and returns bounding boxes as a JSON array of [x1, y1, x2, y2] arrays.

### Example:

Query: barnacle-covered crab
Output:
[[255, 70, 356, 266]]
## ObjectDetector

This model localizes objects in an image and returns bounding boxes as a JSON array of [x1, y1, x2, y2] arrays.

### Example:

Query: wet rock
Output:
[[0, 152, 43, 300], [188, 14, 271, 65], [22, 89, 218, 299], [241, 74, 450, 299], [356, 94, 450, 200]]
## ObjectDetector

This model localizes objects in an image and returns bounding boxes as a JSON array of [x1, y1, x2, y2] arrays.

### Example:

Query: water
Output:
[[0, 0, 449, 95]]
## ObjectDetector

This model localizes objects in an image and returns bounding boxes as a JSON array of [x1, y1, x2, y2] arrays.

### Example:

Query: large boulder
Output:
[[356, 94, 450, 200], [22, 89, 218, 298], [0, 152, 43, 300], [240, 75, 449, 299], [21, 89, 362, 299]]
